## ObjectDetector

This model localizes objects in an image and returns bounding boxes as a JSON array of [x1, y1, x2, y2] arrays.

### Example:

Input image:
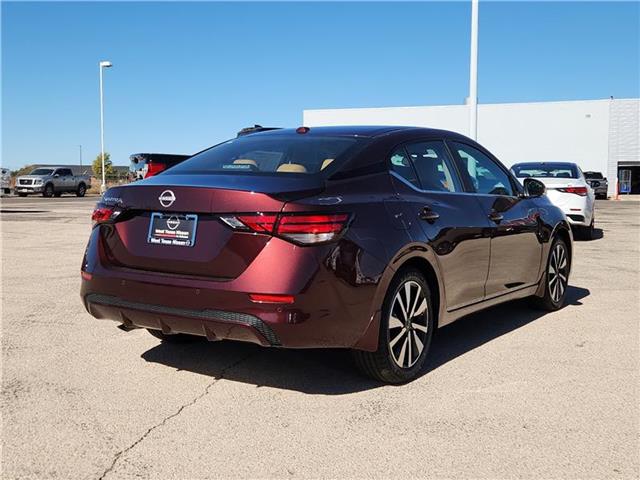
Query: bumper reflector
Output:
[[249, 293, 295, 304], [81, 271, 92, 281]]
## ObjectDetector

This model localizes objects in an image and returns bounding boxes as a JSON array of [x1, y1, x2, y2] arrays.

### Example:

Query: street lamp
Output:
[[99, 60, 113, 194], [468, 0, 479, 140]]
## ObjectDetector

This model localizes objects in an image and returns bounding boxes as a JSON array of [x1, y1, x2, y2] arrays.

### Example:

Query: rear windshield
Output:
[[584, 172, 603, 180], [511, 163, 579, 179], [29, 168, 54, 175], [166, 135, 363, 176]]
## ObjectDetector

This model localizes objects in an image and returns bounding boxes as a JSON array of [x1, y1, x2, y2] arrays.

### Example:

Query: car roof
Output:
[[245, 125, 468, 139]]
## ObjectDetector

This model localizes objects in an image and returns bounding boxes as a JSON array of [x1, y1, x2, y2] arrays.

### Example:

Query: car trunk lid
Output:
[[98, 174, 325, 279]]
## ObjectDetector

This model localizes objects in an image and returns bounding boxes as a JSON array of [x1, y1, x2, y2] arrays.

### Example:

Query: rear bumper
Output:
[[85, 293, 281, 346], [80, 231, 385, 350]]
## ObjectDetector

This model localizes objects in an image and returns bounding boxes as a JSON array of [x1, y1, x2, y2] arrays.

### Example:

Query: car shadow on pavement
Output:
[[141, 285, 590, 395]]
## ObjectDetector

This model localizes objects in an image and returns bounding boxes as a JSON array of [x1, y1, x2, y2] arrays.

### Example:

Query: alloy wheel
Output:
[[548, 243, 568, 303], [388, 280, 429, 368]]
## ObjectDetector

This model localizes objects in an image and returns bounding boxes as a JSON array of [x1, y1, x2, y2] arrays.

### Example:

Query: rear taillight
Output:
[[557, 186, 588, 196], [91, 205, 120, 226], [144, 162, 167, 178], [220, 212, 351, 244], [276, 214, 349, 244]]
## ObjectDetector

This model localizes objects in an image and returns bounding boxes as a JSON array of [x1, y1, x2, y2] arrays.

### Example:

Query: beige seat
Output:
[[320, 158, 334, 170], [276, 163, 307, 173], [233, 159, 258, 168]]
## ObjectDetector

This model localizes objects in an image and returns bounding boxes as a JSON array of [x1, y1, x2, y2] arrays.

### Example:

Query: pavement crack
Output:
[[97, 353, 253, 480]]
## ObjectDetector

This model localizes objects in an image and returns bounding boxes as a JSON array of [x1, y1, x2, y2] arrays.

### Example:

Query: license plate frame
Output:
[[147, 213, 198, 247]]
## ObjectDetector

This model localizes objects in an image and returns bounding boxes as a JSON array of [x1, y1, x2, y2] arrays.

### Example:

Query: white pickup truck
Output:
[[15, 167, 91, 197]]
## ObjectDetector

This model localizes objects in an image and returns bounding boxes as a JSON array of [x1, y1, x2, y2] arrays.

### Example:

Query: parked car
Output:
[[15, 167, 90, 197], [1, 167, 11, 194], [584, 171, 608, 199], [130, 153, 191, 180], [82, 126, 573, 383], [511, 162, 595, 240]]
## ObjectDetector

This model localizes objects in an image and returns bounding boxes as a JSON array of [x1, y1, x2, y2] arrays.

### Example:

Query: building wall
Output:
[[304, 99, 639, 196]]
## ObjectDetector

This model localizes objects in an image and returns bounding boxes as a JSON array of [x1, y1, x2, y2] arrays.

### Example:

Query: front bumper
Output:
[[15, 185, 43, 194]]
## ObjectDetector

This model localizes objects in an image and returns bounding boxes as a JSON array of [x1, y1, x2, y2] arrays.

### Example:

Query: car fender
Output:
[[353, 242, 445, 351]]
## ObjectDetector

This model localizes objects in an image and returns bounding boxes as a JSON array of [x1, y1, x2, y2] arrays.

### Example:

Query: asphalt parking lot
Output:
[[2, 196, 639, 479]]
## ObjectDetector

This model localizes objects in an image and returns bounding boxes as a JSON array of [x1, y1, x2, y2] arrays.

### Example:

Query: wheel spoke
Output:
[[413, 298, 427, 318], [397, 336, 409, 367], [413, 323, 428, 333], [407, 333, 413, 366], [389, 315, 403, 329], [559, 273, 567, 283], [404, 283, 413, 316], [408, 286, 421, 319], [389, 327, 407, 349], [395, 293, 408, 322], [413, 331, 424, 356]]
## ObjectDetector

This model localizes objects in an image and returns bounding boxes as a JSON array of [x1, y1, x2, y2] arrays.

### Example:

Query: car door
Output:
[[60, 168, 72, 190], [388, 139, 492, 310], [448, 141, 543, 298]]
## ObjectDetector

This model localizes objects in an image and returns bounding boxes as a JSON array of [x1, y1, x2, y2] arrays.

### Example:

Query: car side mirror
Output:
[[53, 174, 60, 178], [523, 178, 545, 198]]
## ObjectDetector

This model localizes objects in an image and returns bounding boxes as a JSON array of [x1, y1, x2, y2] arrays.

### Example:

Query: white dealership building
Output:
[[304, 98, 640, 197]]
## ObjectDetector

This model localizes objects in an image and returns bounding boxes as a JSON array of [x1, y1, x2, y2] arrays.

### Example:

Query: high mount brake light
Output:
[[558, 186, 588, 196], [222, 213, 351, 244]]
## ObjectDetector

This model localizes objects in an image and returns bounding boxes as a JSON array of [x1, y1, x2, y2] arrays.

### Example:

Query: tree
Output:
[[11, 164, 37, 177], [92, 152, 114, 178]]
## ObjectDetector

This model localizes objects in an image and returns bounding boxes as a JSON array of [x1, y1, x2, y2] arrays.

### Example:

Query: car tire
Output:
[[531, 236, 570, 311], [77, 183, 86, 197], [146, 328, 201, 343], [54, 192, 62, 197], [578, 217, 595, 241], [18, 193, 27, 197], [43, 184, 54, 198], [352, 268, 435, 384]]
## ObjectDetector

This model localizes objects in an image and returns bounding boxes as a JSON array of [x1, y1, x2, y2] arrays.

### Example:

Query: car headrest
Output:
[[277, 163, 307, 173], [233, 159, 258, 168], [321, 159, 334, 170]]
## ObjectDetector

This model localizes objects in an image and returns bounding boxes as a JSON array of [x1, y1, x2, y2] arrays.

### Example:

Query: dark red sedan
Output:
[[81, 126, 572, 383]]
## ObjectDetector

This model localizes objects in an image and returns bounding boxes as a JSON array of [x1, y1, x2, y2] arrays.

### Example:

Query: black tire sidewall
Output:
[[77, 184, 86, 197], [43, 184, 53, 197]]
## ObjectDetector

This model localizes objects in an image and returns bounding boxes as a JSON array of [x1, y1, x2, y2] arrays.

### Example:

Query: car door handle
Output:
[[488, 211, 504, 223], [419, 207, 440, 223]]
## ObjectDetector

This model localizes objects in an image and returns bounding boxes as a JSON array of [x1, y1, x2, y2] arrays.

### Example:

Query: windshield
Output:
[[167, 135, 363, 176], [29, 168, 54, 176], [511, 163, 579, 179]]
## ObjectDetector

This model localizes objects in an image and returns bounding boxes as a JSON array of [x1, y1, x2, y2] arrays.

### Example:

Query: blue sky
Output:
[[2, 1, 639, 170]]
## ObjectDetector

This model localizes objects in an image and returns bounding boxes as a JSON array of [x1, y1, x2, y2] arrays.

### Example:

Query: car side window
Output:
[[389, 147, 420, 188], [404, 141, 462, 192], [60, 169, 71, 176], [450, 142, 514, 196]]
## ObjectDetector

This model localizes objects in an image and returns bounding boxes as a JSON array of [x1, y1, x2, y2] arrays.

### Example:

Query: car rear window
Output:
[[166, 135, 363, 176], [511, 162, 579, 179], [584, 172, 603, 180]]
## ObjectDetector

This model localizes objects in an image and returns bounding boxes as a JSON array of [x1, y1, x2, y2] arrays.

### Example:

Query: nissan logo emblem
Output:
[[159, 190, 176, 207], [166, 216, 180, 230]]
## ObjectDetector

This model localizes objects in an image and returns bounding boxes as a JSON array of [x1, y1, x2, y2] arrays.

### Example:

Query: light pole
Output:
[[99, 60, 112, 194], [468, 0, 479, 140], [78, 144, 82, 170]]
